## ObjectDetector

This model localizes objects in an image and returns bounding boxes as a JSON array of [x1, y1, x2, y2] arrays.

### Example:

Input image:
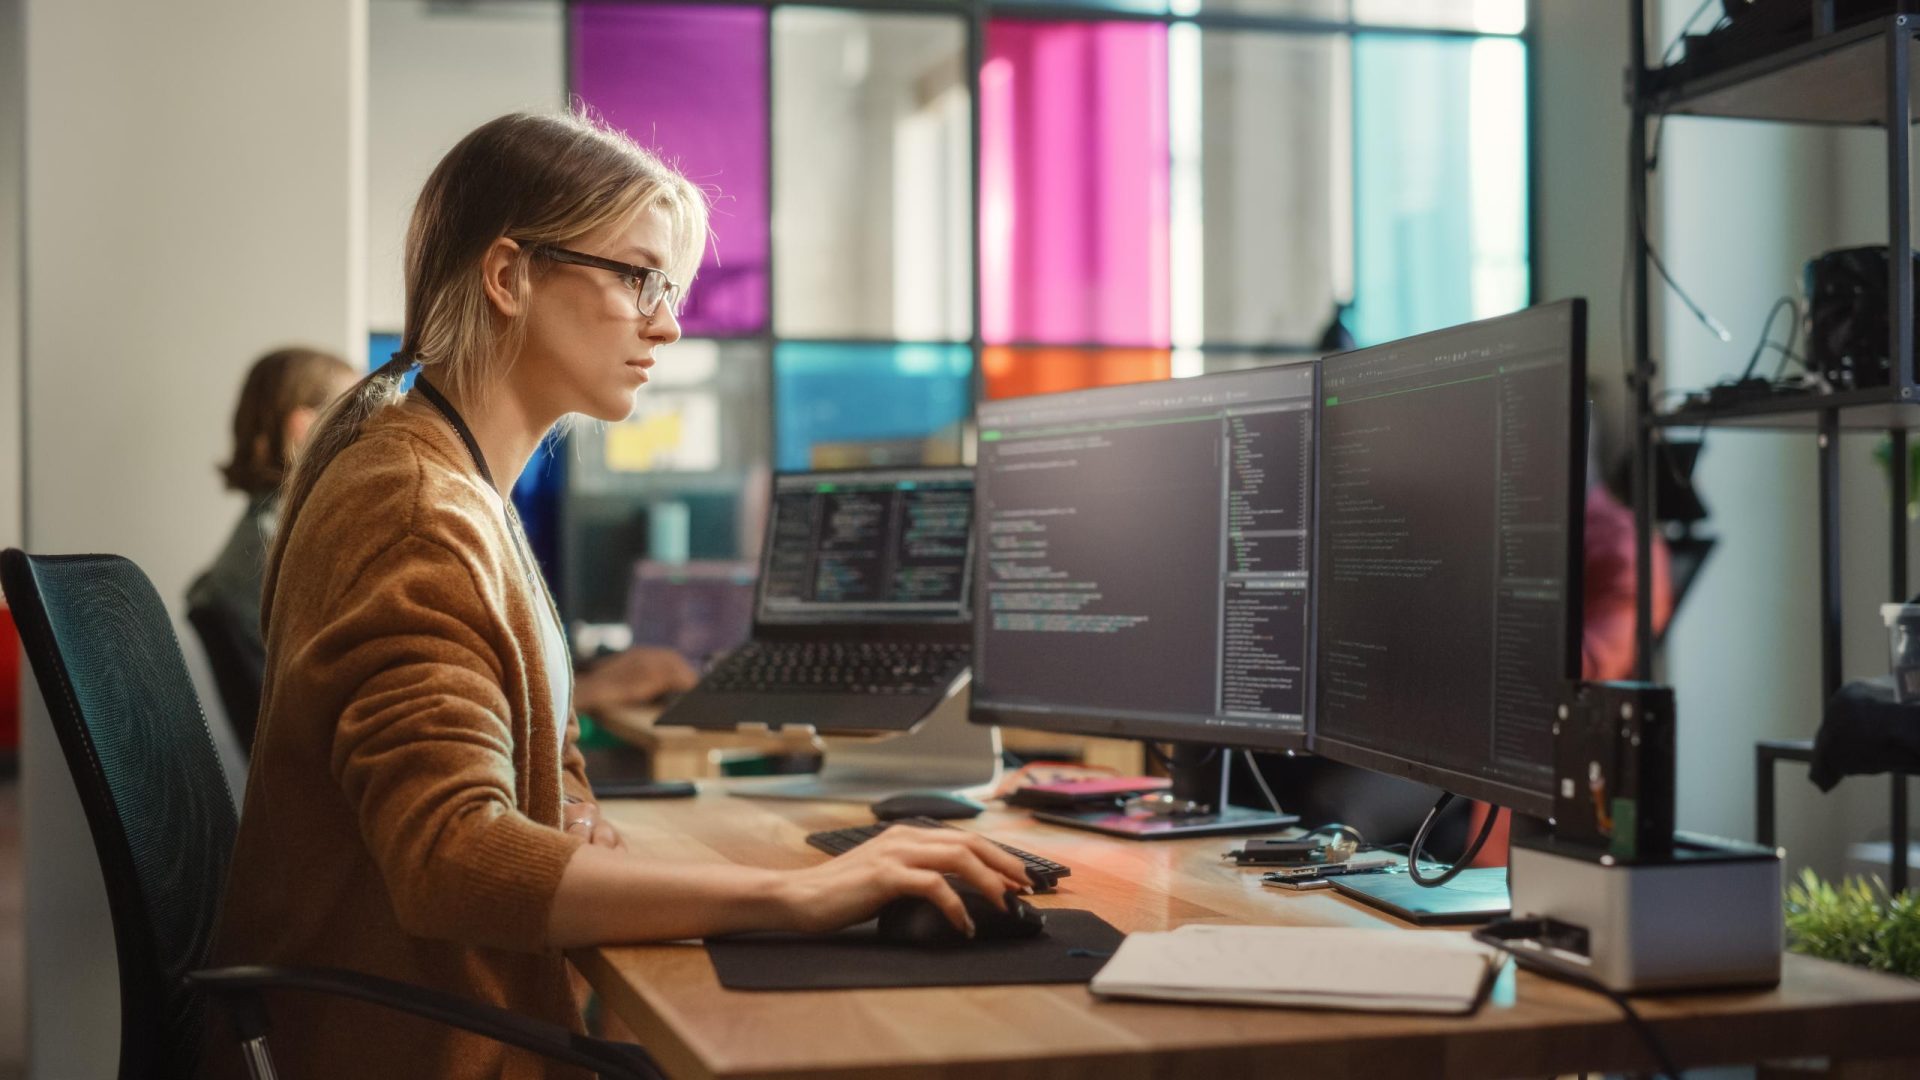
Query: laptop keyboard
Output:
[[805, 817, 1070, 890], [702, 641, 969, 695]]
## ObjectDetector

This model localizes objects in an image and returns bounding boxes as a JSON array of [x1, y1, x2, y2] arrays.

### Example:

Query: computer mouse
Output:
[[871, 790, 986, 821], [875, 877, 1047, 947]]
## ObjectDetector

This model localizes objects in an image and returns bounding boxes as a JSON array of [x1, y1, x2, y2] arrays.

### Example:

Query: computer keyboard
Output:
[[805, 817, 1071, 891], [703, 641, 968, 695]]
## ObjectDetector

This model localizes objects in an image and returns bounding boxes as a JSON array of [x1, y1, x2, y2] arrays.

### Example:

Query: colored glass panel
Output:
[[1354, 0, 1524, 33], [980, 347, 1172, 400], [773, 343, 973, 471], [1187, 29, 1349, 348], [571, 3, 769, 336], [991, 1, 1348, 13], [1351, 33, 1527, 346], [981, 19, 1170, 347], [772, 7, 972, 340]]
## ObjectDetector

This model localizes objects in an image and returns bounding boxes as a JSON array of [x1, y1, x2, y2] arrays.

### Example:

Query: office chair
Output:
[[184, 583, 264, 755], [0, 549, 663, 1080]]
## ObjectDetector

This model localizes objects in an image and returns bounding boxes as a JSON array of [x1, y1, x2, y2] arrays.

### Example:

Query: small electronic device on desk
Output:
[[1484, 681, 1782, 993], [1003, 775, 1169, 811]]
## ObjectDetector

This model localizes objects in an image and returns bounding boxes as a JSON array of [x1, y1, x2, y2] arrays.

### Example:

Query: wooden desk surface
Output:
[[577, 788, 1920, 1080]]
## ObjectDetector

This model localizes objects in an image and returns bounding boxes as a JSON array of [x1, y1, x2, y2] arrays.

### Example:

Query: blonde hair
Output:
[[220, 346, 355, 497], [265, 109, 708, 608]]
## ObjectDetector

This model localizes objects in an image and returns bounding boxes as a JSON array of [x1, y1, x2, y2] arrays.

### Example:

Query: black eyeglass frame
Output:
[[528, 243, 682, 318]]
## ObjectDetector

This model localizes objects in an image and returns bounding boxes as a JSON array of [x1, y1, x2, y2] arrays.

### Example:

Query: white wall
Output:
[[0, 0, 20, 554], [20, 2, 363, 1076], [368, 0, 563, 336]]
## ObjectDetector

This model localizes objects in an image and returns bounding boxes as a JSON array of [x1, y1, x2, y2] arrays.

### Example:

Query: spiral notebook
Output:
[[1089, 924, 1505, 1015]]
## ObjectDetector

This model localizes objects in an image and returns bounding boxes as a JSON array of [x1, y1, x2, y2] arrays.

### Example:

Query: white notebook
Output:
[[1090, 924, 1505, 1015]]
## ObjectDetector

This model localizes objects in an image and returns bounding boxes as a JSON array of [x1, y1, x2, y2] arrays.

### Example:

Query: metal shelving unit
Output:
[[1629, 9, 1920, 891]]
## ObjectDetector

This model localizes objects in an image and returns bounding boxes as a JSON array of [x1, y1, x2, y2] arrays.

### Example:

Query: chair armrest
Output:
[[186, 965, 663, 1080]]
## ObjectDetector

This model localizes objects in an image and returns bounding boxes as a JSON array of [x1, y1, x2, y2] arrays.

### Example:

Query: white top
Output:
[[533, 593, 573, 756]]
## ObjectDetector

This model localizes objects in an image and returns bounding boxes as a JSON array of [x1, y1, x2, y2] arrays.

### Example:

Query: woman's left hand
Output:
[[564, 800, 628, 852]]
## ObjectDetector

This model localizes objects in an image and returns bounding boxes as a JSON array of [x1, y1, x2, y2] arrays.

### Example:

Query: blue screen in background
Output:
[[772, 342, 973, 471]]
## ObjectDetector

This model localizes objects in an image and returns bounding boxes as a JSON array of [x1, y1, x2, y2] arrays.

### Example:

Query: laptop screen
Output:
[[756, 468, 975, 625]]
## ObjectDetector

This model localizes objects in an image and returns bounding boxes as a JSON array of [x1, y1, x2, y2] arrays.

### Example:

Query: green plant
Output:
[[1784, 868, 1920, 977], [1870, 435, 1920, 519]]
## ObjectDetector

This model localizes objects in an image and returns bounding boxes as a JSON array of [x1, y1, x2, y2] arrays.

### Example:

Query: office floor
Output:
[[0, 777, 21, 1079]]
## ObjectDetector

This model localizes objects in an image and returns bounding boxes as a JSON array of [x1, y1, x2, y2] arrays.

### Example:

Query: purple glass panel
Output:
[[981, 20, 1170, 347], [572, 3, 769, 336]]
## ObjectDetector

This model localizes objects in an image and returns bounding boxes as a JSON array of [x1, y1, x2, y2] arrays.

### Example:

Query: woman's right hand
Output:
[[774, 826, 1035, 937]]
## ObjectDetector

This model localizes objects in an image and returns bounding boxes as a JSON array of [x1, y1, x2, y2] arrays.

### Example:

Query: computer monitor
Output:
[[625, 559, 757, 668], [755, 468, 974, 634], [969, 364, 1318, 838], [1311, 299, 1586, 921]]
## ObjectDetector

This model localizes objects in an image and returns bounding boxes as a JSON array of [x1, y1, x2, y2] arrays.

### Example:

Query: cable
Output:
[[1145, 742, 1218, 774], [1738, 296, 1803, 382], [1405, 792, 1501, 888], [1480, 939, 1683, 1080], [1240, 751, 1284, 816]]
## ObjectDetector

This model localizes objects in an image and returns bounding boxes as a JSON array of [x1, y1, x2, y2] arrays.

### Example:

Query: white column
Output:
[[20, 2, 363, 1075]]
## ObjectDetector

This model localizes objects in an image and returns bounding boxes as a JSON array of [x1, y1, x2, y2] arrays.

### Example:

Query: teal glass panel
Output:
[[1353, 0, 1524, 32], [1351, 34, 1528, 346], [773, 343, 974, 471]]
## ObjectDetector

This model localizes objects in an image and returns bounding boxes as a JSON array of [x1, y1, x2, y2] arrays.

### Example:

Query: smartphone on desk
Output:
[[592, 779, 698, 800]]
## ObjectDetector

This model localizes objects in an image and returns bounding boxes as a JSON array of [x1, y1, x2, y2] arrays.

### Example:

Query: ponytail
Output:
[[260, 356, 410, 628]]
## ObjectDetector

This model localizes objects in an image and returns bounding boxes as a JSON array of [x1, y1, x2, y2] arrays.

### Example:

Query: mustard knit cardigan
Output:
[[206, 395, 595, 1080]]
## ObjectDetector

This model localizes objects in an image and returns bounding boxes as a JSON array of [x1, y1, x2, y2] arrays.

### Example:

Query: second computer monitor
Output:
[[970, 364, 1317, 753], [1311, 300, 1587, 821]]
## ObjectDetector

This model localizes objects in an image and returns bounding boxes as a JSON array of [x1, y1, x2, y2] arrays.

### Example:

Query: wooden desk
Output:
[[593, 705, 819, 780], [596, 704, 1146, 781], [576, 789, 1920, 1079]]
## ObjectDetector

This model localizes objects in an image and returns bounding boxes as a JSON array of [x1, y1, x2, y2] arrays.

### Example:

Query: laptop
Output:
[[653, 467, 974, 734]]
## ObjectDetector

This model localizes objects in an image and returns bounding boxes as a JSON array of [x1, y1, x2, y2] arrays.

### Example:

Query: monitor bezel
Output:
[[751, 465, 977, 638], [1306, 298, 1588, 821], [966, 361, 1319, 756]]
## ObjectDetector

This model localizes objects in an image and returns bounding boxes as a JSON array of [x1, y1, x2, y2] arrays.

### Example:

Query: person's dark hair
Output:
[[219, 347, 356, 497]]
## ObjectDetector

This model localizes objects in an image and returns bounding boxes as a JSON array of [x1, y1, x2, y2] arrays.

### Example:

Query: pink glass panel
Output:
[[980, 20, 1171, 347], [572, 3, 769, 336]]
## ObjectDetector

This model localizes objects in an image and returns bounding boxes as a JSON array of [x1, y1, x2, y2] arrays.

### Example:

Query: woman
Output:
[[188, 346, 357, 684], [209, 112, 1028, 1080]]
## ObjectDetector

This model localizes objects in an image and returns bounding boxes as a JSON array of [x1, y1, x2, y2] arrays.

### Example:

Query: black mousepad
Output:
[[705, 909, 1124, 991]]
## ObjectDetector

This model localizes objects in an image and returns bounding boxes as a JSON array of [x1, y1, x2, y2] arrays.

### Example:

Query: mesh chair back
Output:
[[1, 550, 239, 1080]]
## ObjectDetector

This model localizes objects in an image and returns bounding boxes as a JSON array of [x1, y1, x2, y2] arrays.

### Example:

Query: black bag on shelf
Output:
[[1657, 1, 1920, 91], [1804, 245, 1917, 390]]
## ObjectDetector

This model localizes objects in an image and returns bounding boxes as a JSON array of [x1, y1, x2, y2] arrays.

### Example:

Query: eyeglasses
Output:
[[531, 244, 682, 319]]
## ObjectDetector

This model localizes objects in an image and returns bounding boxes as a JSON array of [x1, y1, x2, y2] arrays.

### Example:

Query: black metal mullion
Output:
[[619, 0, 1526, 39], [1630, 0, 1656, 682], [969, 0, 987, 439], [1819, 408, 1842, 704], [1889, 19, 1914, 895]]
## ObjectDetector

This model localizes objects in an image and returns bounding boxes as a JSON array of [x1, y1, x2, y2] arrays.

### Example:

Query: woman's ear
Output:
[[480, 237, 526, 318]]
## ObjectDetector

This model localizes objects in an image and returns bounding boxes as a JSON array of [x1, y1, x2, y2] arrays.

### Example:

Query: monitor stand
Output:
[[1031, 742, 1297, 840], [730, 683, 1003, 803]]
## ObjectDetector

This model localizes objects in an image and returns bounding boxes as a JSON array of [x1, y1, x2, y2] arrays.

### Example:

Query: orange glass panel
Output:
[[979, 347, 1172, 400]]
